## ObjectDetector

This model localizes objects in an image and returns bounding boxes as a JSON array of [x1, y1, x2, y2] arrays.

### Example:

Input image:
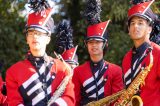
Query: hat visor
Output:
[[27, 25, 51, 35], [65, 60, 79, 66], [128, 13, 152, 22], [86, 36, 105, 42]]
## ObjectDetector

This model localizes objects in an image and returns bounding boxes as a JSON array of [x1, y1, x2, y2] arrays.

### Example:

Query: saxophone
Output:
[[86, 51, 153, 106], [115, 50, 153, 106], [47, 52, 73, 106], [85, 89, 125, 106]]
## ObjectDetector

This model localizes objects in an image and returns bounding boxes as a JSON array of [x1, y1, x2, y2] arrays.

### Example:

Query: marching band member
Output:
[[0, 62, 7, 106], [55, 20, 79, 70], [6, 0, 75, 106], [0, 77, 7, 106], [122, 0, 160, 105], [72, 0, 124, 105]]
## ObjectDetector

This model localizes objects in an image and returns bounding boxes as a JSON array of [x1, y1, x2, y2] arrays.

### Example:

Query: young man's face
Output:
[[26, 30, 50, 52], [128, 16, 152, 41], [86, 39, 104, 57]]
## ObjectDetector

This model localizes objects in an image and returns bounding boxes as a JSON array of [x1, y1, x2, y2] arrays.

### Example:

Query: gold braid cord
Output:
[[86, 51, 153, 106], [47, 52, 73, 106]]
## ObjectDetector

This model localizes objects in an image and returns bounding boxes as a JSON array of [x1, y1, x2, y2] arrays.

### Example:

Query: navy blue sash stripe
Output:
[[85, 64, 107, 87], [83, 65, 107, 90], [29, 88, 44, 100], [98, 92, 104, 99], [46, 77, 53, 86], [83, 72, 103, 91], [25, 79, 40, 92], [87, 80, 105, 97], [83, 64, 108, 98], [125, 47, 152, 87], [19, 86, 30, 104], [19, 61, 55, 105], [44, 63, 53, 76]]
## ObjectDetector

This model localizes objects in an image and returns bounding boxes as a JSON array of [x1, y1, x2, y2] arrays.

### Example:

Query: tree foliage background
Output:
[[0, 0, 160, 79]]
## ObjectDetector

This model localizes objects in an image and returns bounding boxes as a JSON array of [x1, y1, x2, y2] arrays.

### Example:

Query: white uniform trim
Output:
[[46, 72, 52, 81], [126, 79, 131, 86], [83, 70, 99, 87], [85, 76, 104, 93], [27, 82, 42, 96], [86, 85, 96, 93], [133, 64, 142, 78], [89, 87, 104, 98], [54, 98, 68, 106], [23, 73, 39, 88], [32, 91, 45, 105], [39, 64, 46, 74], [89, 93, 96, 98], [133, 59, 138, 70], [124, 68, 131, 79], [47, 85, 52, 94], [97, 77, 104, 85]]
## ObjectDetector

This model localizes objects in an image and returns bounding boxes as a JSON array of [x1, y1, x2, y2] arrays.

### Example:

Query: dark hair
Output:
[[150, 15, 160, 45], [128, 16, 151, 28]]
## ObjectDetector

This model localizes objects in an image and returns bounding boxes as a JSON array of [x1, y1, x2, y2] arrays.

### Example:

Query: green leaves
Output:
[[0, 0, 26, 78]]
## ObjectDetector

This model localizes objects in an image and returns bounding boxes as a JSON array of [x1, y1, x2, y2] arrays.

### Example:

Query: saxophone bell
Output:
[[131, 95, 143, 106]]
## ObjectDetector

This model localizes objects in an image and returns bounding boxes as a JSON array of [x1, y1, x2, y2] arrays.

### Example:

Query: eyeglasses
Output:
[[87, 40, 103, 44], [27, 31, 48, 38]]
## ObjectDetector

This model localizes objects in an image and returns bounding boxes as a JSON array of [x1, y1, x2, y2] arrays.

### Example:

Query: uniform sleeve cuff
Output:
[[54, 98, 67, 106]]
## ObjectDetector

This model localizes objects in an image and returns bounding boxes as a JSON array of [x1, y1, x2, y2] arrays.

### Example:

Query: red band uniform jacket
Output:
[[122, 42, 160, 106], [6, 57, 75, 106], [72, 60, 124, 106], [0, 76, 7, 105]]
